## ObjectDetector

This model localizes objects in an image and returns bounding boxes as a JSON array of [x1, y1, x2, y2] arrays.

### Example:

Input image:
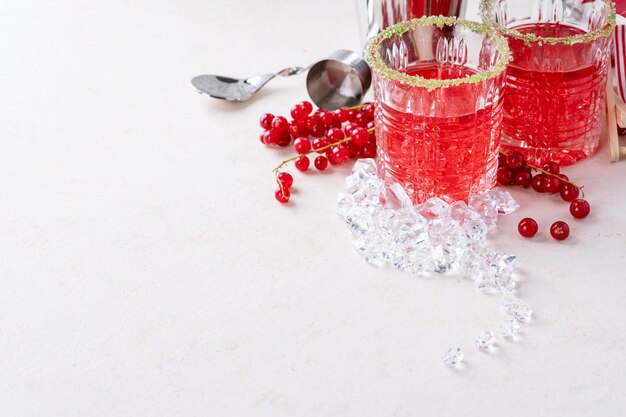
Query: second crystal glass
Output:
[[366, 16, 511, 204]]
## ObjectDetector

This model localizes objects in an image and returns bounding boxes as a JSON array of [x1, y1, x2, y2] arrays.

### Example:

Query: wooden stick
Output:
[[606, 66, 621, 162]]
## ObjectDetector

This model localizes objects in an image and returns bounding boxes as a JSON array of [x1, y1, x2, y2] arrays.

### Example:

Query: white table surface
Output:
[[1, 1, 626, 416]]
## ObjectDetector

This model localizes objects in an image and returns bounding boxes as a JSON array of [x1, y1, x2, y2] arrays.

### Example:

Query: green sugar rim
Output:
[[365, 16, 512, 91], [480, 0, 616, 45]]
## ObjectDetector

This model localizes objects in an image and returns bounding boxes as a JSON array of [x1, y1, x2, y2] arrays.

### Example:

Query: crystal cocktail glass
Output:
[[366, 16, 511, 204], [481, 0, 616, 166]]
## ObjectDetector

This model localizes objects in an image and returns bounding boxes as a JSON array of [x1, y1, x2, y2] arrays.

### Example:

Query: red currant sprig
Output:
[[260, 101, 376, 204], [498, 150, 590, 241]]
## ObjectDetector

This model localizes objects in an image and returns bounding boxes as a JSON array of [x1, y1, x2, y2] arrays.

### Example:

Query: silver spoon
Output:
[[191, 66, 307, 102], [191, 50, 371, 110]]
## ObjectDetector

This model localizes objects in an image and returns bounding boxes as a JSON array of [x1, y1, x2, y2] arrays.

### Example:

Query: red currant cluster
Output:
[[259, 100, 377, 203], [497, 151, 591, 240]]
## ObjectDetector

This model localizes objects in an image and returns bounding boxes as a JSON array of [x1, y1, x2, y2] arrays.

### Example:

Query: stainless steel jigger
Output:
[[306, 49, 371, 110], [191, 49, 371, 110]]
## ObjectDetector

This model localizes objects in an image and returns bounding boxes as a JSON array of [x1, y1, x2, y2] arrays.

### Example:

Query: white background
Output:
[[1, 0, 625, 416]]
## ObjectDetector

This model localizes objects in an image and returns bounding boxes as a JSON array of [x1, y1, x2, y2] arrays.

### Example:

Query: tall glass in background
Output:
[[366, 17, 511, 204], [482, 0, 616, 166]]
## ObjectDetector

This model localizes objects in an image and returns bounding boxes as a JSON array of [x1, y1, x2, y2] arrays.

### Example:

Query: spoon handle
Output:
[[277, 66, 308, 77]]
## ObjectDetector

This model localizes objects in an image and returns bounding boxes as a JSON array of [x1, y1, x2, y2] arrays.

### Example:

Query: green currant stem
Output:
[[498, 149, 585, 198]]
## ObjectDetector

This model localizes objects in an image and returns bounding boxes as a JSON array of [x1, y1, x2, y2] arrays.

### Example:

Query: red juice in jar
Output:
[[502, 23, 609, 165]]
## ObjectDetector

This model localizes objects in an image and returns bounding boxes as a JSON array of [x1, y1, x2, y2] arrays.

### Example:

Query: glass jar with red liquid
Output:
[[366, 16, 511, 204], [482, 0, 616, 166]]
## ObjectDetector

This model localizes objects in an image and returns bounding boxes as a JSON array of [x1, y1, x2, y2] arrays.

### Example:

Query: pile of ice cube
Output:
[[337, 159, 533, 366]]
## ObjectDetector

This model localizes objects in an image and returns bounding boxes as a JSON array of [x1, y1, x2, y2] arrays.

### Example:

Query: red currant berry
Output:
[[290, 104, 308, 121], [362, 103, 375, 119], [300, 101, 313, 115], [260, 113, 274, 130], [506, 151, 526, 170], [518, 217, 538, 238], [347, 109, 357, 122], [352, 127, 369, 146], [497, 166, 514, 185], [277, 172, 293, 189], [319, 110, 334, 127], [550, 221, 570, 241], [570, 199, 590, 219], [312, 138, 328, 153], [542, 176, 561, 193], [498, 153, 507, 167], [272, 116, 290, 133], [306, 116, 325, 137], [294, 156, 310, 171], [343, 123, 358, 137], [293, 137, 311, 154], [333, 108, 349, 123], [542, 161, 560, 175], [289, 119, 307, 138], [514, 170, 532, 188], [531, 174, 545, 193], [335, 146, 350, 163], [277, 131, 291, 147], [275, 187, 290, 204], [326, 127, 345, 143], [359, 144, 377, 158], [314, 155, 328, 170], [559, 183, 580, 202], [354, 112, 368, 127], [260, 131, 269, 145]]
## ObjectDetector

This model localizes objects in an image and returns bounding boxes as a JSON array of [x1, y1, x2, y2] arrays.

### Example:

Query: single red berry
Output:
[[326, 149, 338, 165], [359, 144, 377, 158], [333, 108, 349, 123], [326, 127, 345, 143], [272, 116, 290, 133], [275, 187, 290, 204], [343, 123, 358, 137], [542, 176, 561, 193], [497, 166, 514, 186], [354, 112, 368, 127], [312, 138, 328, 153], [518, 218, 538, 238], [514, 170, 532, 187], [352, 127, 369, 146], [260, 113, 274, 130], [347, 109, 357, 122], [362, 103, 375, 119], [289, 119, 307, 139], [531, 174, 545, 193], [260, 132, 269, 144], [347, 141, 360, 157], [334, 146, 350, 163], [277, 131, 291, 147], [293, 137, 311, 154], [570, 199, 590, 219], [498, 153, 507, 167], [319, 110, 334, 127], [300, 101, 313, 115], [542, 161, 560, 174], [294, 156, 310, 171], [559, 183, 580, 202], [550, 221, 570, 240], [506, 152, 526, 170], [314, 155, 328, 170], [290, 104, 308, 121], [277, 172, 293, 189]]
